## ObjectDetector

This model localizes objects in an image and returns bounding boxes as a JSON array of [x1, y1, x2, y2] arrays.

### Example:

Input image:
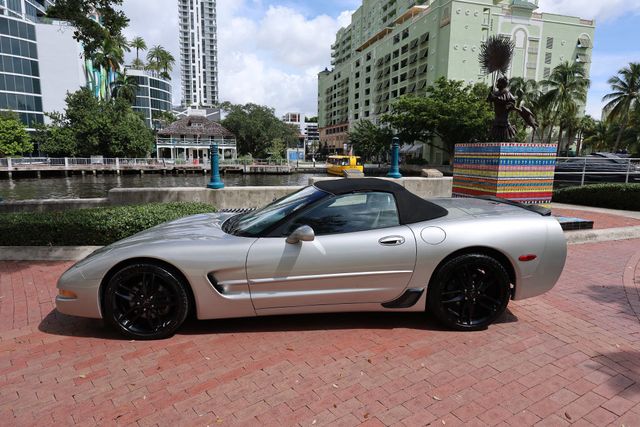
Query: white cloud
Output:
[[538, 0, 640, 21], [585, 51, 640, 119], [122, 0, 351, 117]]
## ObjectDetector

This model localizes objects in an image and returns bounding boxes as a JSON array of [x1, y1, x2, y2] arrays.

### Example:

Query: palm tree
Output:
[[94, 36, 126, 72], [146, 45, 175, 80], [130, 36, 147, 62], [540, 62, 590, 149], [509, 77, 540, 109], [575, 115, 596, 156], [131, 58, 145, 69], [146, 45, 164, 75], [158, 49, 175, 80], [602, 62, 640, 152], [111, 71, 139, 104], [583, 120, 614, 152]]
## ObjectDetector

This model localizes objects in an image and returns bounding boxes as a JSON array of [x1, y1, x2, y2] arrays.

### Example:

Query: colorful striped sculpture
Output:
[[453, 143, 557, 205]]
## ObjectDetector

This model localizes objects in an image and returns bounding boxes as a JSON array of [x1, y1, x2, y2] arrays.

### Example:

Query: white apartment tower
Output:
[[178, 0, 218, 107]]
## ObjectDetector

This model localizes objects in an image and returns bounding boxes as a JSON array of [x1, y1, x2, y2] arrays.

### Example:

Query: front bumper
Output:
[[55, 265, 103, 319]]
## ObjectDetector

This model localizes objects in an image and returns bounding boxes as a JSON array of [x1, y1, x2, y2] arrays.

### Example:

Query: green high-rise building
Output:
[[317, 0, 595, 163]]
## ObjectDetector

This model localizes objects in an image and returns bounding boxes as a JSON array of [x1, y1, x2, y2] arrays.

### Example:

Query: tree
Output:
[[509, 77, 540, 109], [94, 35, 126, 75], [38, 88, 154, 157], [348, 120, 393, 161], [602, 62, 640, 152], [382, 78, 493, 155], [540, 62, 590, 148], [266, 138, 286, 160], [0, 113, 32, 157], [46, 0, 129, 60], [583, 120, 608, 152], [146, 45, 175, 79], [220, 102, 299, 157], [111, 71, 139, 104], [130, 36, 147, 63]]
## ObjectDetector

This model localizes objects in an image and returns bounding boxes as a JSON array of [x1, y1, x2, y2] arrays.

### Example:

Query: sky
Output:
[[121, 0, 640, 120]]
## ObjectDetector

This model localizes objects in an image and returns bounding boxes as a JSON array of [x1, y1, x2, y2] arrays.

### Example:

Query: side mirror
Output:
[[286, 225, 315, 244]]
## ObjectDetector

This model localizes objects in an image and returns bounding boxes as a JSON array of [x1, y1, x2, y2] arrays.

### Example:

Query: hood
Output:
[[106, 212, 238, 250]]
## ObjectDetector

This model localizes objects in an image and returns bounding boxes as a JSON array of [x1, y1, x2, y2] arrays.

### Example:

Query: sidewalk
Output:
[[1, 239, 639, 426]]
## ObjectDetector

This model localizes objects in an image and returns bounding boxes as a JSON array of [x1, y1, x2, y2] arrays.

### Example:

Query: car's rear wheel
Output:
[[428, 254, 511, 331], [104, 263, 189, 340]]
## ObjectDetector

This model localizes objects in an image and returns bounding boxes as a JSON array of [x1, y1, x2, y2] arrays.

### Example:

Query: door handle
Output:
[[379, 236, 405, 246]]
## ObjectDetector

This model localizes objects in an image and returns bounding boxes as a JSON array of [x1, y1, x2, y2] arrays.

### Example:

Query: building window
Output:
[[546, 37, 554, 49]]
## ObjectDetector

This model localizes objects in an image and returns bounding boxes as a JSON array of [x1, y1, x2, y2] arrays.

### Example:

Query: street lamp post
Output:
[[386, 136, 402, 179], [207, 142, 225, 189]]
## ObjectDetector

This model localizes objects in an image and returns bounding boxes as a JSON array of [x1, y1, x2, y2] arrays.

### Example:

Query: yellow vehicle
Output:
[[326, 155, 364, 176]]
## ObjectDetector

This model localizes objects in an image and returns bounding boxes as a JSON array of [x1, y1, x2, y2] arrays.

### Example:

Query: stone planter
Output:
[[453, 142, 558, 205]]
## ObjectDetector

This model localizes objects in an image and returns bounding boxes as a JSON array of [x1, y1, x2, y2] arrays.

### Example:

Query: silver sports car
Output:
[[56, 178, 567, 340]]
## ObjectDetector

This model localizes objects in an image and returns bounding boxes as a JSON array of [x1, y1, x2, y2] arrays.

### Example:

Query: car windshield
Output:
[[222, 186, 327, 237]]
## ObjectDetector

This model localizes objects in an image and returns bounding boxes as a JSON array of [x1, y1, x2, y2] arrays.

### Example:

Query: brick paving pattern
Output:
[[1, 240, 639, 426], [553, 208, 640, 230]]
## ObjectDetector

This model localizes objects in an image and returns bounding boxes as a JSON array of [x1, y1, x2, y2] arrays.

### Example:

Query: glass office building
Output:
[[0, 0, 50, 129], [128, 68, 173, 128]]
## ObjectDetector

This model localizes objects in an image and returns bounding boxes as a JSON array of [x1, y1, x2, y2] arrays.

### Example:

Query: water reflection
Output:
[[0, 173, 325, 200]]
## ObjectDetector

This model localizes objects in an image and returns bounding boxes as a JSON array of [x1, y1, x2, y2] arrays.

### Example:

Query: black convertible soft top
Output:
[[313, 178, 448, 224]]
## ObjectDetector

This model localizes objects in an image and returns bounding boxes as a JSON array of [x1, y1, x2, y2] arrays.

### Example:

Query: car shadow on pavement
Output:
[[38, 310, 121, 340], [38, 308, 518, 340]]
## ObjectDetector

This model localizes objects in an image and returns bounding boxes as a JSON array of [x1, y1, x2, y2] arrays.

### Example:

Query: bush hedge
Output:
[[0, 203, 216, 246], [553, 183, 640, 211]]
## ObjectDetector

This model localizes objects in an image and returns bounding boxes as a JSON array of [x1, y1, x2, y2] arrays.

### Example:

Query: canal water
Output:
[[0, 173, 326, 200]]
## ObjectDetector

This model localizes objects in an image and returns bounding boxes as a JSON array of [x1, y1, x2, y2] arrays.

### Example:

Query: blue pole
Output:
[[207, 143, 225, 189], [387, 136, 402, 179]]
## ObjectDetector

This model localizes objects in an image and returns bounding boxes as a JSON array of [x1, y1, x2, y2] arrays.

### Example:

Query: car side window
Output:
[[277, 192, 400, 236]]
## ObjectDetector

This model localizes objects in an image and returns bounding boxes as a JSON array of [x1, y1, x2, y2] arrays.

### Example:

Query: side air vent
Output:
[[207, 273, 226, 295]]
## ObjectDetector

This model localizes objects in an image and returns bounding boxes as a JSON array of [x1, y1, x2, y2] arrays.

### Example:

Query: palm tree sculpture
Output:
[[602, 62, 640, 152], [540, 61, 590, 151], [130, 36, 147, 69]]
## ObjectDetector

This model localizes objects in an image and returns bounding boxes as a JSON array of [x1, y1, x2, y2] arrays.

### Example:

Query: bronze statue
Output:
[[488, 76, 518, 142], [480, 36, 538, 142]]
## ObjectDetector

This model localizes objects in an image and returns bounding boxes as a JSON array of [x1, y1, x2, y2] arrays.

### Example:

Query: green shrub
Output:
[[553, 183, 640, 211], [0, 203, 216, 246]]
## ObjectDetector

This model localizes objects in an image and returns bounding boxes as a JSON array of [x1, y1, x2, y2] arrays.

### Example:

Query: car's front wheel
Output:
[[427, 254, 511, 331], [103, 263, 190, 340]]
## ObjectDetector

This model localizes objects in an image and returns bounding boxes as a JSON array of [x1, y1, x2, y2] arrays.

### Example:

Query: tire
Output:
[[103, 263, 190, 340], [427, 254, 511, 331]]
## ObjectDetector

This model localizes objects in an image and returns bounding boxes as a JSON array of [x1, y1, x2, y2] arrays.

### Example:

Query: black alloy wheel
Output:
[[428, 254, 511, 331], [104, 263, 190, 340]]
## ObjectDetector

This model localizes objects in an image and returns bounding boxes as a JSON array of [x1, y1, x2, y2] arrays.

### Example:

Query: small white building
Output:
[[156, 109, 237, 162]]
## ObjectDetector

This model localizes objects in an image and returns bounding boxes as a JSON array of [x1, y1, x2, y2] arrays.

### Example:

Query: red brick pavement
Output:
[[1, 240, 640, 426], [552, 208, 640, 230]]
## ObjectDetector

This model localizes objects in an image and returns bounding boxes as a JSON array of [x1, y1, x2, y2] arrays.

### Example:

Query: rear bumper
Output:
[[513, 220, 567, 300]]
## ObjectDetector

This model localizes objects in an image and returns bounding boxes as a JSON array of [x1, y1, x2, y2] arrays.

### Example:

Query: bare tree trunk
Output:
[[612, 112, 630, 153], [558, 126, 564, 154]]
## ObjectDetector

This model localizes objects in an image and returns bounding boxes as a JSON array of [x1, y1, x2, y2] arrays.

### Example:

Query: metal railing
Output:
[[155, 138, 237, 147], [554, 156, 640, 186], [0, 157, 292, 169]]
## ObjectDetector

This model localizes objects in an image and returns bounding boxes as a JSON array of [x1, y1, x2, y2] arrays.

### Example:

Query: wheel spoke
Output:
[[115, 291, 133, 302], [479, 294, 501, 309], [442, 295, 464, 304]]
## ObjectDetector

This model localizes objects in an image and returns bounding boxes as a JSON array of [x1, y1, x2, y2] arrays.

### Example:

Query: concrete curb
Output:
[[0, 246, 101, 261], [2, 227, 640, 261], [564, 226, 640, 245]]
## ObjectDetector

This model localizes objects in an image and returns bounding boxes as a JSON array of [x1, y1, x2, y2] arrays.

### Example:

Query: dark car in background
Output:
[[555, 153, 640, 183]]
